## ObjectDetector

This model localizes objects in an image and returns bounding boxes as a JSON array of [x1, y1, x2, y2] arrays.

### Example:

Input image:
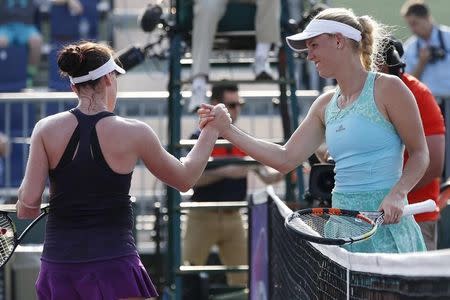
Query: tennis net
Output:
[[268, 189, 450, 300]]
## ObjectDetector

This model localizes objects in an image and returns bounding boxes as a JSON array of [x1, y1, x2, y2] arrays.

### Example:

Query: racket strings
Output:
[[290, 213, 375, 240], [0, 216, 15, 265]]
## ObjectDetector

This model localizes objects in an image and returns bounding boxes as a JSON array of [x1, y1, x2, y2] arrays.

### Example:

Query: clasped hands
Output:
[[198, 103, 232, 135]]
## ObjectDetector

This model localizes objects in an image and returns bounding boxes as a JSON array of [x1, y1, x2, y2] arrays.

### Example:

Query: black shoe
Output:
[[254, 58, 275, 81], [255, 70, 274, 81]]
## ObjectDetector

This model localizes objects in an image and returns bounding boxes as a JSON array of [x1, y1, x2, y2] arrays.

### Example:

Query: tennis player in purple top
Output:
[[16, 41, 227, 299]]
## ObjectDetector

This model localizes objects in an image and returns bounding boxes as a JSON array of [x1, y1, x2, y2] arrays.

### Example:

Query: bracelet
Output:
[[17, 199, 41, 209]]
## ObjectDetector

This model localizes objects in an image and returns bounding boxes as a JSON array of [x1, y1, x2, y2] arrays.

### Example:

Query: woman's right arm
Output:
[[136, 106, 230, 192], [136, 123, 219, 192]]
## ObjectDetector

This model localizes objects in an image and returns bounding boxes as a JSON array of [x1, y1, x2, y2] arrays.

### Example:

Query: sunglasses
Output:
[[225, 102, 243, 109]]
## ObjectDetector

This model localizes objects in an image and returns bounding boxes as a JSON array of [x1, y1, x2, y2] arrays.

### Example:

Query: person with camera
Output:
[[378, 37, 445, 251], [401, 1, 450, 102]]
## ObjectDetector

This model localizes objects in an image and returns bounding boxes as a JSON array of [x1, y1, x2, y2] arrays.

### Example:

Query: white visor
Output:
[[286, 19, 362, 52], [69, 57, 126, 84]]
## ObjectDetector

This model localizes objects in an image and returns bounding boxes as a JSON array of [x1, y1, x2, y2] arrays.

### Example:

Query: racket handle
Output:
[[403, 199, 437, 216]]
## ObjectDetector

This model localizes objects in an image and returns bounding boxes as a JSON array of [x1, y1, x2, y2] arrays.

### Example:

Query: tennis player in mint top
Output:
[[16, 41, 227, 299], [199, 7, 428, 253]]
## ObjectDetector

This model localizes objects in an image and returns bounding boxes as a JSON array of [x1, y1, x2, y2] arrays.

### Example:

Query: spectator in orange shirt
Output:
[[379, 37, 445, 250]]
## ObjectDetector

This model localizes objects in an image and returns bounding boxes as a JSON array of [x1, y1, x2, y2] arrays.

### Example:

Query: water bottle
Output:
[[79, 17, 90, 39]]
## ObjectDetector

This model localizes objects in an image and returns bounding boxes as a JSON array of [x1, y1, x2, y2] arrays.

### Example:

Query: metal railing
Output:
[[0, 90, 317, 200]]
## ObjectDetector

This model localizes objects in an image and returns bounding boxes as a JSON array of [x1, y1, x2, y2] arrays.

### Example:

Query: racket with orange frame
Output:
[[285, 200, 437, 246]]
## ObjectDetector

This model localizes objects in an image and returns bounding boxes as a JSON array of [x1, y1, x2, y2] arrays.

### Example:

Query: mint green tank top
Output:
[[324, 71, 404, 193]]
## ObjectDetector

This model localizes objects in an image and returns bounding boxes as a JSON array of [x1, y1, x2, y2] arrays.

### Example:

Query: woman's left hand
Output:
[[378, 193, 405, 224], [198, 103, 232, 133]]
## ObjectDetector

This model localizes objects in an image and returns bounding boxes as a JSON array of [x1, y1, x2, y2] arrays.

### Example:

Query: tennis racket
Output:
[[285, 199, 437, 245], [0, 204, 49, 268]]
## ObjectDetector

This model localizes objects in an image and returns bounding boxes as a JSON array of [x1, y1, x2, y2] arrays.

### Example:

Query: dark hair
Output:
[[401, 1, 429, 18], [379, 37, 406, 77], [57, 41, 114, 87], [210, 81, 239, 103]]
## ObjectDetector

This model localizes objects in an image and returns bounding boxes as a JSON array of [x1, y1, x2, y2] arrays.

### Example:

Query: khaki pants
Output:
[[183, 209, 248, 286], [418, 220, 438, 251], [192, 0, 281, 77]]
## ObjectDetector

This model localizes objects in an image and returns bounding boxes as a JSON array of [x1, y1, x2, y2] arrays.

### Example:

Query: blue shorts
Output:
[[0, 22, 40, 45]]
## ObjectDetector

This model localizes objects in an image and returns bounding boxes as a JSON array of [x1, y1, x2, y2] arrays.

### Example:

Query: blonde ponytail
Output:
[[315, 8, 388, 71], [357, 16, 375, 70]]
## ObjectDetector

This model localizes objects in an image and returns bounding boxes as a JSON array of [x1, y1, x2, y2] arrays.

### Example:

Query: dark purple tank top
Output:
[[42, 108, 137, 263]]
